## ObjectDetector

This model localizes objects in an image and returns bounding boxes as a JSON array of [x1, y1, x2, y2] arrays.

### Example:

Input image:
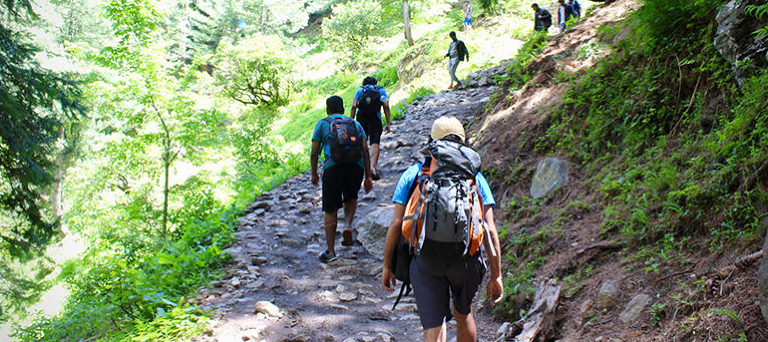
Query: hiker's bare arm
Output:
[[350, 98, 358, 120], [383, 101, 392, 133], [361, 139, 373, 193], [382, 203, 406, 292], [483, 205, 504, 306], [310, 141, 321, 186]]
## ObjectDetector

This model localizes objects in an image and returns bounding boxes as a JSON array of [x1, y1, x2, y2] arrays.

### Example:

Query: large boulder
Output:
[[714, 0, 768, 84], [530, 158, 569, 199], [357, 208, 393, 260]]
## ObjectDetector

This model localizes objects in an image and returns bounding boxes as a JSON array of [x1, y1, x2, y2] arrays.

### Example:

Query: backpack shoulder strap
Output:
[[391, 282, 412, 311]]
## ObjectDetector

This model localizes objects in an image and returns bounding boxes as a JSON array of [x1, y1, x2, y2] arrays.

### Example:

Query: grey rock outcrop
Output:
[[597, 281, 618, 310], [357, 208, 393, 260], [530, 158, 569, 199], [619, 294, 652, 323], [465, 59, 516, 87], [714, 0, 768, 84]]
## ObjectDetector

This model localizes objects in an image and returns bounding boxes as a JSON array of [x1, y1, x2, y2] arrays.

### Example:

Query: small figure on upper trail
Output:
[[557, 0, 576, 33], [381, 116, 504, 342], [532, 3, 553, 32], [569, 0, 582, 19], [350, 76, 391, 181], [463, 0, 473, 31], [311, 95, 373, 263], [445, 31, 469, 90]]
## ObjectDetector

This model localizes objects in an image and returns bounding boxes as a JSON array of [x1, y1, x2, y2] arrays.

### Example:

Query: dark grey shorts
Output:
[[409, 254, 486, 329]]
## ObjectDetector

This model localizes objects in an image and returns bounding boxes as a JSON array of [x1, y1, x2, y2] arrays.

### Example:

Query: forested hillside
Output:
[[1, 0, 530, 340], [2, 0, 767, 340]]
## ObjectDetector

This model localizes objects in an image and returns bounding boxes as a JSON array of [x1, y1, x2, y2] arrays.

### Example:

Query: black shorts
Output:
[[321, 163, 364, 212], [409, 253, 486, 329], [356, 114, 383, 145]]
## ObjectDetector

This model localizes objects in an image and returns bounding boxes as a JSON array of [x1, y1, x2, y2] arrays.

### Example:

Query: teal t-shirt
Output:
[[312, 114, 367, 170]]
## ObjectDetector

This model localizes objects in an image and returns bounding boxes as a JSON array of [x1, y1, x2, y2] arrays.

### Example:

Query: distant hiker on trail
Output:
[[381, 116, 503, 342], [569, 0, 581, 19], [557, 0, 576, 33], [350, 76, 391, 181], [463, 0, 473, 30], [445, 31, 469, 89], [532, 3, 552, 32], [311, 95, 373, 263]]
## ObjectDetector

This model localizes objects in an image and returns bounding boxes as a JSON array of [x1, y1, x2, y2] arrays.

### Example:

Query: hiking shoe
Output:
[[448, 84, 453, 90], [371, 170, 381, 180], [318, 250, 338, 263], [341, 229, 354, 246]]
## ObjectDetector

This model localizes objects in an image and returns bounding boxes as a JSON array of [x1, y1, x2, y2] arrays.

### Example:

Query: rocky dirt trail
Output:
[[193, 85, 501, 342]]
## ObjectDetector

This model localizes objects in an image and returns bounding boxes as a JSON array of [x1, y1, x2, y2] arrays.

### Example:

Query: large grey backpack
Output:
[[401, 139, 493, 261]]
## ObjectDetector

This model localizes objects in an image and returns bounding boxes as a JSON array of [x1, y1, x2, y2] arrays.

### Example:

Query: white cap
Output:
[[430, 116, 465, 141]]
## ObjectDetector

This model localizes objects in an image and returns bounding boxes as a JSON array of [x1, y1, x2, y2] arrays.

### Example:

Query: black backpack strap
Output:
[[391, 282, 412, 311]]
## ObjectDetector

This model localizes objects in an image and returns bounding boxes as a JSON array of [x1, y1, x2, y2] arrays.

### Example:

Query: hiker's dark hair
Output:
[[449, 31, 456, 37], [442, 134, 466, 145], [363, 76, 377, 86], [326, 95, 344, 114], [532, 3, 539, 7]]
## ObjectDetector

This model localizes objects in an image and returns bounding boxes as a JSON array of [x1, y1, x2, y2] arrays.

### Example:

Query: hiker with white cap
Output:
[[381, 116, 503, 342]]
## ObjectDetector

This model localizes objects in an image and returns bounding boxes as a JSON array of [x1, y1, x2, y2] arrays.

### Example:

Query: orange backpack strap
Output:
[[402, 158, 434, 247], [471, 180, 497, 257]]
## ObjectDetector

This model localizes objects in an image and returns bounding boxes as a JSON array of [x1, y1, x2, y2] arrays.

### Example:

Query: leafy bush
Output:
[[372, 65, 399, 88], [15, 176, 233, 341], [321, 0, 395, 62], [214, 34, 295, 108]]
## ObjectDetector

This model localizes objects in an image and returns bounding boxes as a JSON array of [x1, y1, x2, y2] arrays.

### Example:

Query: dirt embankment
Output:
[[468, 0, 768, 341]]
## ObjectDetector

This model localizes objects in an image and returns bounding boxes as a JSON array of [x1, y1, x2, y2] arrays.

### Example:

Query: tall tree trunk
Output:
[[162, 139, 170, 237], [403, 1, 414, 46], [260, 5, 266, 33], [51, 127, 68, 238], [151, 100, 172, 238]]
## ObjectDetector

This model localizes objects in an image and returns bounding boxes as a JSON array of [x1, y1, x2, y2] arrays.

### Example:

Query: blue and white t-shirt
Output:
[[353, 85, 389, 120], [391, 163, 496, 206]]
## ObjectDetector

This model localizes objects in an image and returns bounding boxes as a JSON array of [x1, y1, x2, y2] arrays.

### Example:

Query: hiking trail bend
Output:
[[194, 85, 499, 342]]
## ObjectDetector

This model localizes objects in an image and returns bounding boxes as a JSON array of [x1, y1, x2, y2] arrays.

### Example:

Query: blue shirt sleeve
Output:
[[475, 173, 496, 207], [312, 120, 325, 142], [392, 164, 422, 204], [378, 87, 389, 102], [353, 87, 362, 100]]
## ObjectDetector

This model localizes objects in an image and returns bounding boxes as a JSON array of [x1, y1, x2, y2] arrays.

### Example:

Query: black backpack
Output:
[[357, 86, 382, 118], [323, 116, 364, 163]]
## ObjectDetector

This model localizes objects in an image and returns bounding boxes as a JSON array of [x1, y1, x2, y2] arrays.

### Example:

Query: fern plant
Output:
[[745, 2, 768, 41]]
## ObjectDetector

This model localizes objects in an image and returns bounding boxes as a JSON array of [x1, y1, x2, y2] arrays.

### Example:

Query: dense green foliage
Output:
[[0, 0, 83, 320]]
